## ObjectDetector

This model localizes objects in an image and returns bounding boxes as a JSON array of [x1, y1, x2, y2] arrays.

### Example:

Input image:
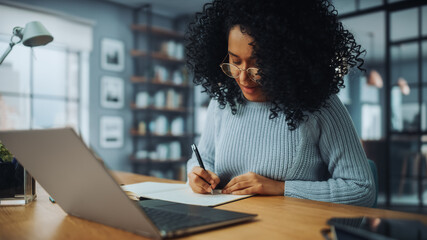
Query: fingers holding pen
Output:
[[188, 171, 209, 193], [204, 170, 220, 190], [188, 167, 220, 194], [193, 177, 212, 193], [195, 173, 213, 193], [190, 144, 221, 193], [193, 167, 220, 189]]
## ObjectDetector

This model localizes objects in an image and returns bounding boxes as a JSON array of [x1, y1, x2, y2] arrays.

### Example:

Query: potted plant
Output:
[[0, 141, 15, 198]]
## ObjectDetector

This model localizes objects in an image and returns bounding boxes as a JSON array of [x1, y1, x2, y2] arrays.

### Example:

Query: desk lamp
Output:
[[0, 21, 53, 64]]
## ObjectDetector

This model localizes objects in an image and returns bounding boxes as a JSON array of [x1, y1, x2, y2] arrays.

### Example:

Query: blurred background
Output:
[[0, 0, 426, 214]]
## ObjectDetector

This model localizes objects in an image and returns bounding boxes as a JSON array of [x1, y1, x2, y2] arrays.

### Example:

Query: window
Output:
[[0, 36, 80, 132]]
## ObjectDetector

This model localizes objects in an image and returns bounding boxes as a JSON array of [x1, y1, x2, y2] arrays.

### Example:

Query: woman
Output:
[[185, 0, 375, 207]]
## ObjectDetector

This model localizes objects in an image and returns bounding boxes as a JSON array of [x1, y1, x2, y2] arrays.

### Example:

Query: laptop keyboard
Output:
[[141, 206, 218, 231]]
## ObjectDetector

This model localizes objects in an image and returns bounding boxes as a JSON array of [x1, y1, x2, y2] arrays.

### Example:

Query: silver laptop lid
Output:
[[0, 128, 161, 239]]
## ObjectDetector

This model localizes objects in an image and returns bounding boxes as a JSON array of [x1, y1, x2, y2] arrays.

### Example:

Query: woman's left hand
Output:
[[222, 172, 284, 195]]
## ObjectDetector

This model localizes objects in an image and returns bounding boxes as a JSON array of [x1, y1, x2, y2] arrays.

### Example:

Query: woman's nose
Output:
[[238, 70, 249, 84]]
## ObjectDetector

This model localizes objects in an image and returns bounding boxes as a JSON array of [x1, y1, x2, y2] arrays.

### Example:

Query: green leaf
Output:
[[0, 142, 13, 163]]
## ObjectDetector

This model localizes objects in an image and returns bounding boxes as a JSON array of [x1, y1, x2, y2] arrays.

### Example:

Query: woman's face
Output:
[[228, 25, 266, 102]]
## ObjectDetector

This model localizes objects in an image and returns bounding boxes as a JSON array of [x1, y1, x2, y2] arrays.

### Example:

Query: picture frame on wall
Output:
[[99, 116, 124, 148], [101, 38, 125, 72], [100, 76, 124, 109]]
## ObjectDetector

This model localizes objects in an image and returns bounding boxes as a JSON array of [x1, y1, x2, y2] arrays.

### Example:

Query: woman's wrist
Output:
[[282, 181, 286, 196], [276, 180, 285, 195]]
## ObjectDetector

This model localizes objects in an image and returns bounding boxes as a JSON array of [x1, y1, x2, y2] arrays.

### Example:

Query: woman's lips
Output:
[[241, 85, 258, 94]]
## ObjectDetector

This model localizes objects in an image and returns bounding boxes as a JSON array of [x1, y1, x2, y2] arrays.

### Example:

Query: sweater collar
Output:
[[240, 94, 272, 109]]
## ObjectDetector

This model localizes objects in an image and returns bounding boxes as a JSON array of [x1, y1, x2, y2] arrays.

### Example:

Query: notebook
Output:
[[0, 128, 257, 239], [122, 182, 253, 207]]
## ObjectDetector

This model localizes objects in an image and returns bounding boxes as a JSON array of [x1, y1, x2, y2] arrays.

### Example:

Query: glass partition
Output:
[[391, 8, 418, 42]]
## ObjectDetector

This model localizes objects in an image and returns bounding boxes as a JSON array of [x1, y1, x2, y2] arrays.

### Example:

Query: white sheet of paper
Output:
[[121, 182, 252, 207]]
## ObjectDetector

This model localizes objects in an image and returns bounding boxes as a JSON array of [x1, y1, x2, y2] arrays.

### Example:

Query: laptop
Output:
[[0, 128, 256, 239]]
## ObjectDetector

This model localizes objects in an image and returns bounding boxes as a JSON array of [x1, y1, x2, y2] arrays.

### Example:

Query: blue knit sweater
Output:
[[187, 95, 375, 207]]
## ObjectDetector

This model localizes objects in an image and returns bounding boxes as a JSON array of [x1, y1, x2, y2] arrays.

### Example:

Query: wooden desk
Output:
[[1, 171, 426, 240]]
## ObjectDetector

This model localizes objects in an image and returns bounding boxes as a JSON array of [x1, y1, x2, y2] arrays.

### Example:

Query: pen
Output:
[[191, 144, 213, 195]]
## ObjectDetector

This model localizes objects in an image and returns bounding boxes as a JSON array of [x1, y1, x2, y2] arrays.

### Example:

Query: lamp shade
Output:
[[21, 21, 53, 47]]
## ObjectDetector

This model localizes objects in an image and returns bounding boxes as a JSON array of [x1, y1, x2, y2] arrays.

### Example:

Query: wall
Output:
[[8, 0, 178, 171]]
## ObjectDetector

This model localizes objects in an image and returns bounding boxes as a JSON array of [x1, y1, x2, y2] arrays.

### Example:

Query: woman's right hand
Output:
[[188, 166, 220, 194]]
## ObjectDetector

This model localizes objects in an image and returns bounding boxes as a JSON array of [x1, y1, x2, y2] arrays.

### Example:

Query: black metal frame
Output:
[[132, 4, 152, 175], [339, 0, 427, 210]]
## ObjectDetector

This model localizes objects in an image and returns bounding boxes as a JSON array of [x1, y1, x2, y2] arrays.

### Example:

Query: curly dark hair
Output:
[[185, 0, 365, 130]]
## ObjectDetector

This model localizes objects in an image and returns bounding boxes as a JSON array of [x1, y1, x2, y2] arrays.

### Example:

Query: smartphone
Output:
[[326, 217, 427, 240]]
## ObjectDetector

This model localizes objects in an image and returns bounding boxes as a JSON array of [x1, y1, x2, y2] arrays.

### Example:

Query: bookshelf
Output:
[[130, 5, 193, 181]]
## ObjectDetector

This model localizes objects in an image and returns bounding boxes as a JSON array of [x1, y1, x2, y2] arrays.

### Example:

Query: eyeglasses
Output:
[[219, 53, 261, 84]]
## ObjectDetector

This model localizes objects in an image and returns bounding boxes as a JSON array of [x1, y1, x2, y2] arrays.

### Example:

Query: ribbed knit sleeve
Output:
[[284, 95, 376, 207], [186, 100, 217, 174]]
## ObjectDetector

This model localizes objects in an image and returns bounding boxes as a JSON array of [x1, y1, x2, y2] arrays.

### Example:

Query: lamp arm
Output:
[[0, 27, 23, 65], [0, 43, 15, 65]]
